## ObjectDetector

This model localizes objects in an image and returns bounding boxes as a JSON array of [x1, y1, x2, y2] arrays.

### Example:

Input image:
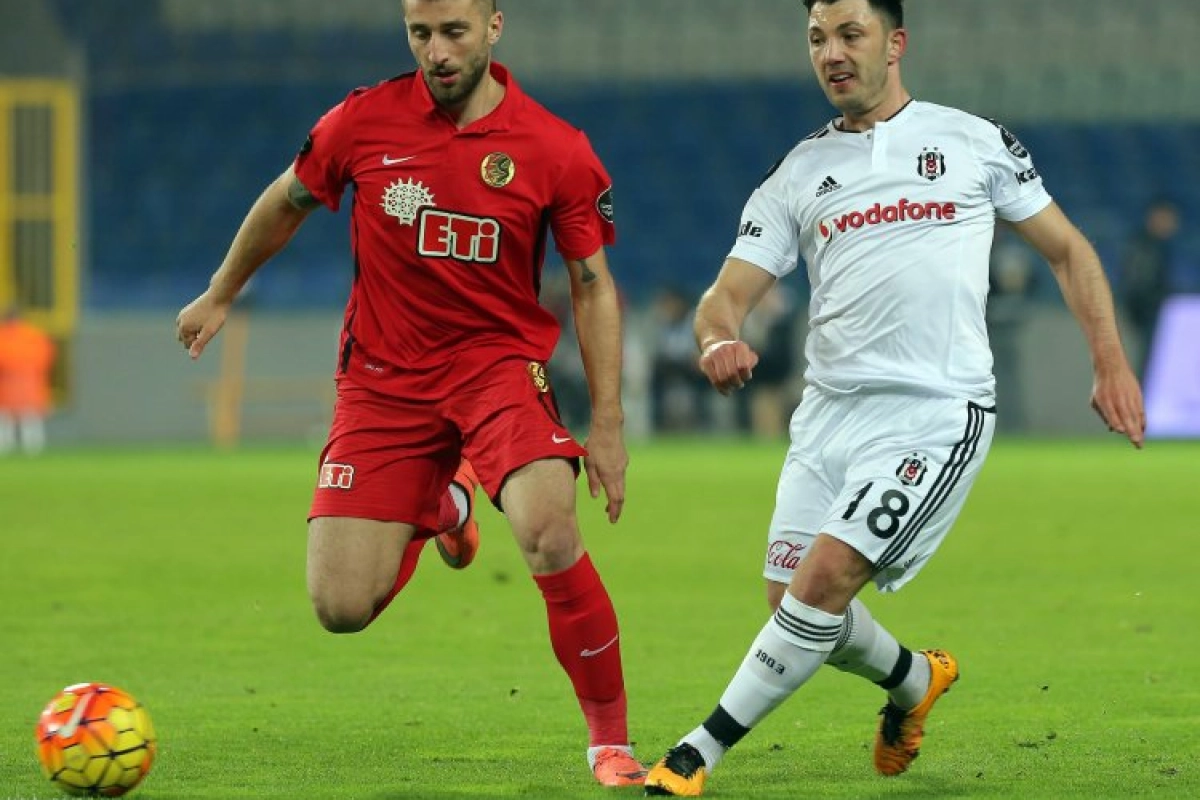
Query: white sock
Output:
[[680, 724, 727, 772], [448, 483, 469, 528], [890, 650, 931, 709], [827, 598, 930, 709], [685, 594, 842, 771], [827, 597, 898, 682]]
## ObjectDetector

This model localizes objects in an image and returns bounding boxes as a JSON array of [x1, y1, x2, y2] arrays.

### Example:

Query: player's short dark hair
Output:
[[405, 0, 497, 14], [803, 0, 903, 31]]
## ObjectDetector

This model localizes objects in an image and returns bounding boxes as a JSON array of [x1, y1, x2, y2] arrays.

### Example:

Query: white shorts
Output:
[[765, 388, 995, 592]]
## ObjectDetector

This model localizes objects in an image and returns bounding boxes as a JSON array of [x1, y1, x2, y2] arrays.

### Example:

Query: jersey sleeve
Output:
[[550, 132, 616, 261], [293, 95, 356, 212], [979, 120, 1052, 223], [727, 160, 800, 278]]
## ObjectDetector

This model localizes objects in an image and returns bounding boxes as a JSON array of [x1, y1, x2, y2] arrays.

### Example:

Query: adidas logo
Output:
[[815, 175, 843, 197]]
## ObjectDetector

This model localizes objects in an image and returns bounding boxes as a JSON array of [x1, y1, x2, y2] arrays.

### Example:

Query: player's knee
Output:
[[310, 592, 373, 634], [515, 515, 582, 573]]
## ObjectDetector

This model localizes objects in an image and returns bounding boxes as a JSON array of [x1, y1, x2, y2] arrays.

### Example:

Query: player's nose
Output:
[[427, 35, 453, 66], [819, 39, 846, 65]]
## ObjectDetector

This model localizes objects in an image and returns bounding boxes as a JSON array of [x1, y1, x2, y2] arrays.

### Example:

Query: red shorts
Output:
[[308, 353, 586, 531]]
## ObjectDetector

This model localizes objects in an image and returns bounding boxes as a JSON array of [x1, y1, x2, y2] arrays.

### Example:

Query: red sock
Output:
[[367, 538, 425, 624], [533, 553, 629, 746]]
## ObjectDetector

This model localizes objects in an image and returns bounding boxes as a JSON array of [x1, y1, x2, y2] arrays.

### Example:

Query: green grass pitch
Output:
[[2, 439, 1197, 798]]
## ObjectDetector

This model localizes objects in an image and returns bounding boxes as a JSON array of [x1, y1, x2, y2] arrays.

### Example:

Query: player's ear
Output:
[[488, 11, 503, 45], [888, 27, 907, 64]]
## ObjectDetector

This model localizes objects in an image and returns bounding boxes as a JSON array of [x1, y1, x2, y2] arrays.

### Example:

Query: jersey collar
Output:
[[830, 98, 917, 134], [411, 61, 523, 132]]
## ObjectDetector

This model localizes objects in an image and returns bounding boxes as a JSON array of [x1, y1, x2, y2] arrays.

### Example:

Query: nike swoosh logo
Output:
[[382, 155, 415, 165], [56, 691, 94, 739], [580, 634, 619, 658], [551, 433, 572, 444]]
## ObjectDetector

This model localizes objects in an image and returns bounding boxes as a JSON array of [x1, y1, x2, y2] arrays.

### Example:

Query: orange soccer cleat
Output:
[[435, 459, 481, 569], [874, 648, 960, 776], [591, 747, 647, 787]]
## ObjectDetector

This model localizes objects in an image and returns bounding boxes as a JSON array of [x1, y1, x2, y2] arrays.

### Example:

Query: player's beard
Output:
[[426, 49, 490, 108]]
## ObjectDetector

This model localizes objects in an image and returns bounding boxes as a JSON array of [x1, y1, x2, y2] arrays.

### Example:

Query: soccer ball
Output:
[[35, 683, 157, 797]]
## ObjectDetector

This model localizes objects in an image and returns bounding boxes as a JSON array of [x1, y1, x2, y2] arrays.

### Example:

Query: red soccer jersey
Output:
[[294, 63, 616, 396]]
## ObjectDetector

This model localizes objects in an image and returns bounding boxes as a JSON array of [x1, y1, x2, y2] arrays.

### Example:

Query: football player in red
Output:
[[176, 0, 643, 786]]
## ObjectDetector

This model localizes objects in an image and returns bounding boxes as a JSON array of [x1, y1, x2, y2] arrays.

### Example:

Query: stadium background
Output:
[[2, 0, 1197, 446]]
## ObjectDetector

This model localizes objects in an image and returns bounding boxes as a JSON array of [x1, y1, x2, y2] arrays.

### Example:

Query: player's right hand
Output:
[[698, 339, 760, 395], [175, 291, 230, 360]]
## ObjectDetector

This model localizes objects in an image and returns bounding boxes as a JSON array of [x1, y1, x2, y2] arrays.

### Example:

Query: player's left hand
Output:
[[1090, 363, 1145, 448], [583, 419, 627, 523]]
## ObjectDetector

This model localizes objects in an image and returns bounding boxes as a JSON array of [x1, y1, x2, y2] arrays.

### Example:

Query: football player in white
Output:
[[645, 0, 1144, 795]]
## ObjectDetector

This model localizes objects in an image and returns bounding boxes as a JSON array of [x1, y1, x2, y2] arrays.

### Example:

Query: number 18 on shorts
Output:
[[765, 392, 996, 592]]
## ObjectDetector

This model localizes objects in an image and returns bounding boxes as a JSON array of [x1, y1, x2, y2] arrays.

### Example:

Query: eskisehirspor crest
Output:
[[480, 152, 515, 188], [527, 361, 549, 393], [917, 148, 946, 181], [381, 177, 435, 225]]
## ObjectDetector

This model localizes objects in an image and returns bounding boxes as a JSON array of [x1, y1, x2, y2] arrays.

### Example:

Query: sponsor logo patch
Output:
[[318, 462, 355, 490], [417, 208, 501, 263], [738, 219, 764, 238], [596, 187, 615, 223], [381, 177, 435, 226], [997, 122, 1029, 158], [817, 198, 957, 244], [766, 540, 807, 570]]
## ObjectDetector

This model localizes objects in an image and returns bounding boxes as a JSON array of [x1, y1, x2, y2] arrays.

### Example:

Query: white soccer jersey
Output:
[[729, 100, 1052, 402]]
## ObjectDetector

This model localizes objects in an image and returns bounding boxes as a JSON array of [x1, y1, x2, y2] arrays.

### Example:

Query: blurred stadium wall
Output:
[[1, 0, 1196, 445]]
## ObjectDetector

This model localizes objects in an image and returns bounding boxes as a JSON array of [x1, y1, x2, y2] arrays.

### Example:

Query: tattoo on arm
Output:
[[286, 176, 320, 210], [578, 258, 598, 284]]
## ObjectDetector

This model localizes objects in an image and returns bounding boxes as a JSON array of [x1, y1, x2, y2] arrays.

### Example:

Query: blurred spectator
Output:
[[649, 285, 708, 432], [740, 284, 798, 439], [0, 307, 57, 455], [986, 225, 1038, 433], [1119, 198, 1179, 379]]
